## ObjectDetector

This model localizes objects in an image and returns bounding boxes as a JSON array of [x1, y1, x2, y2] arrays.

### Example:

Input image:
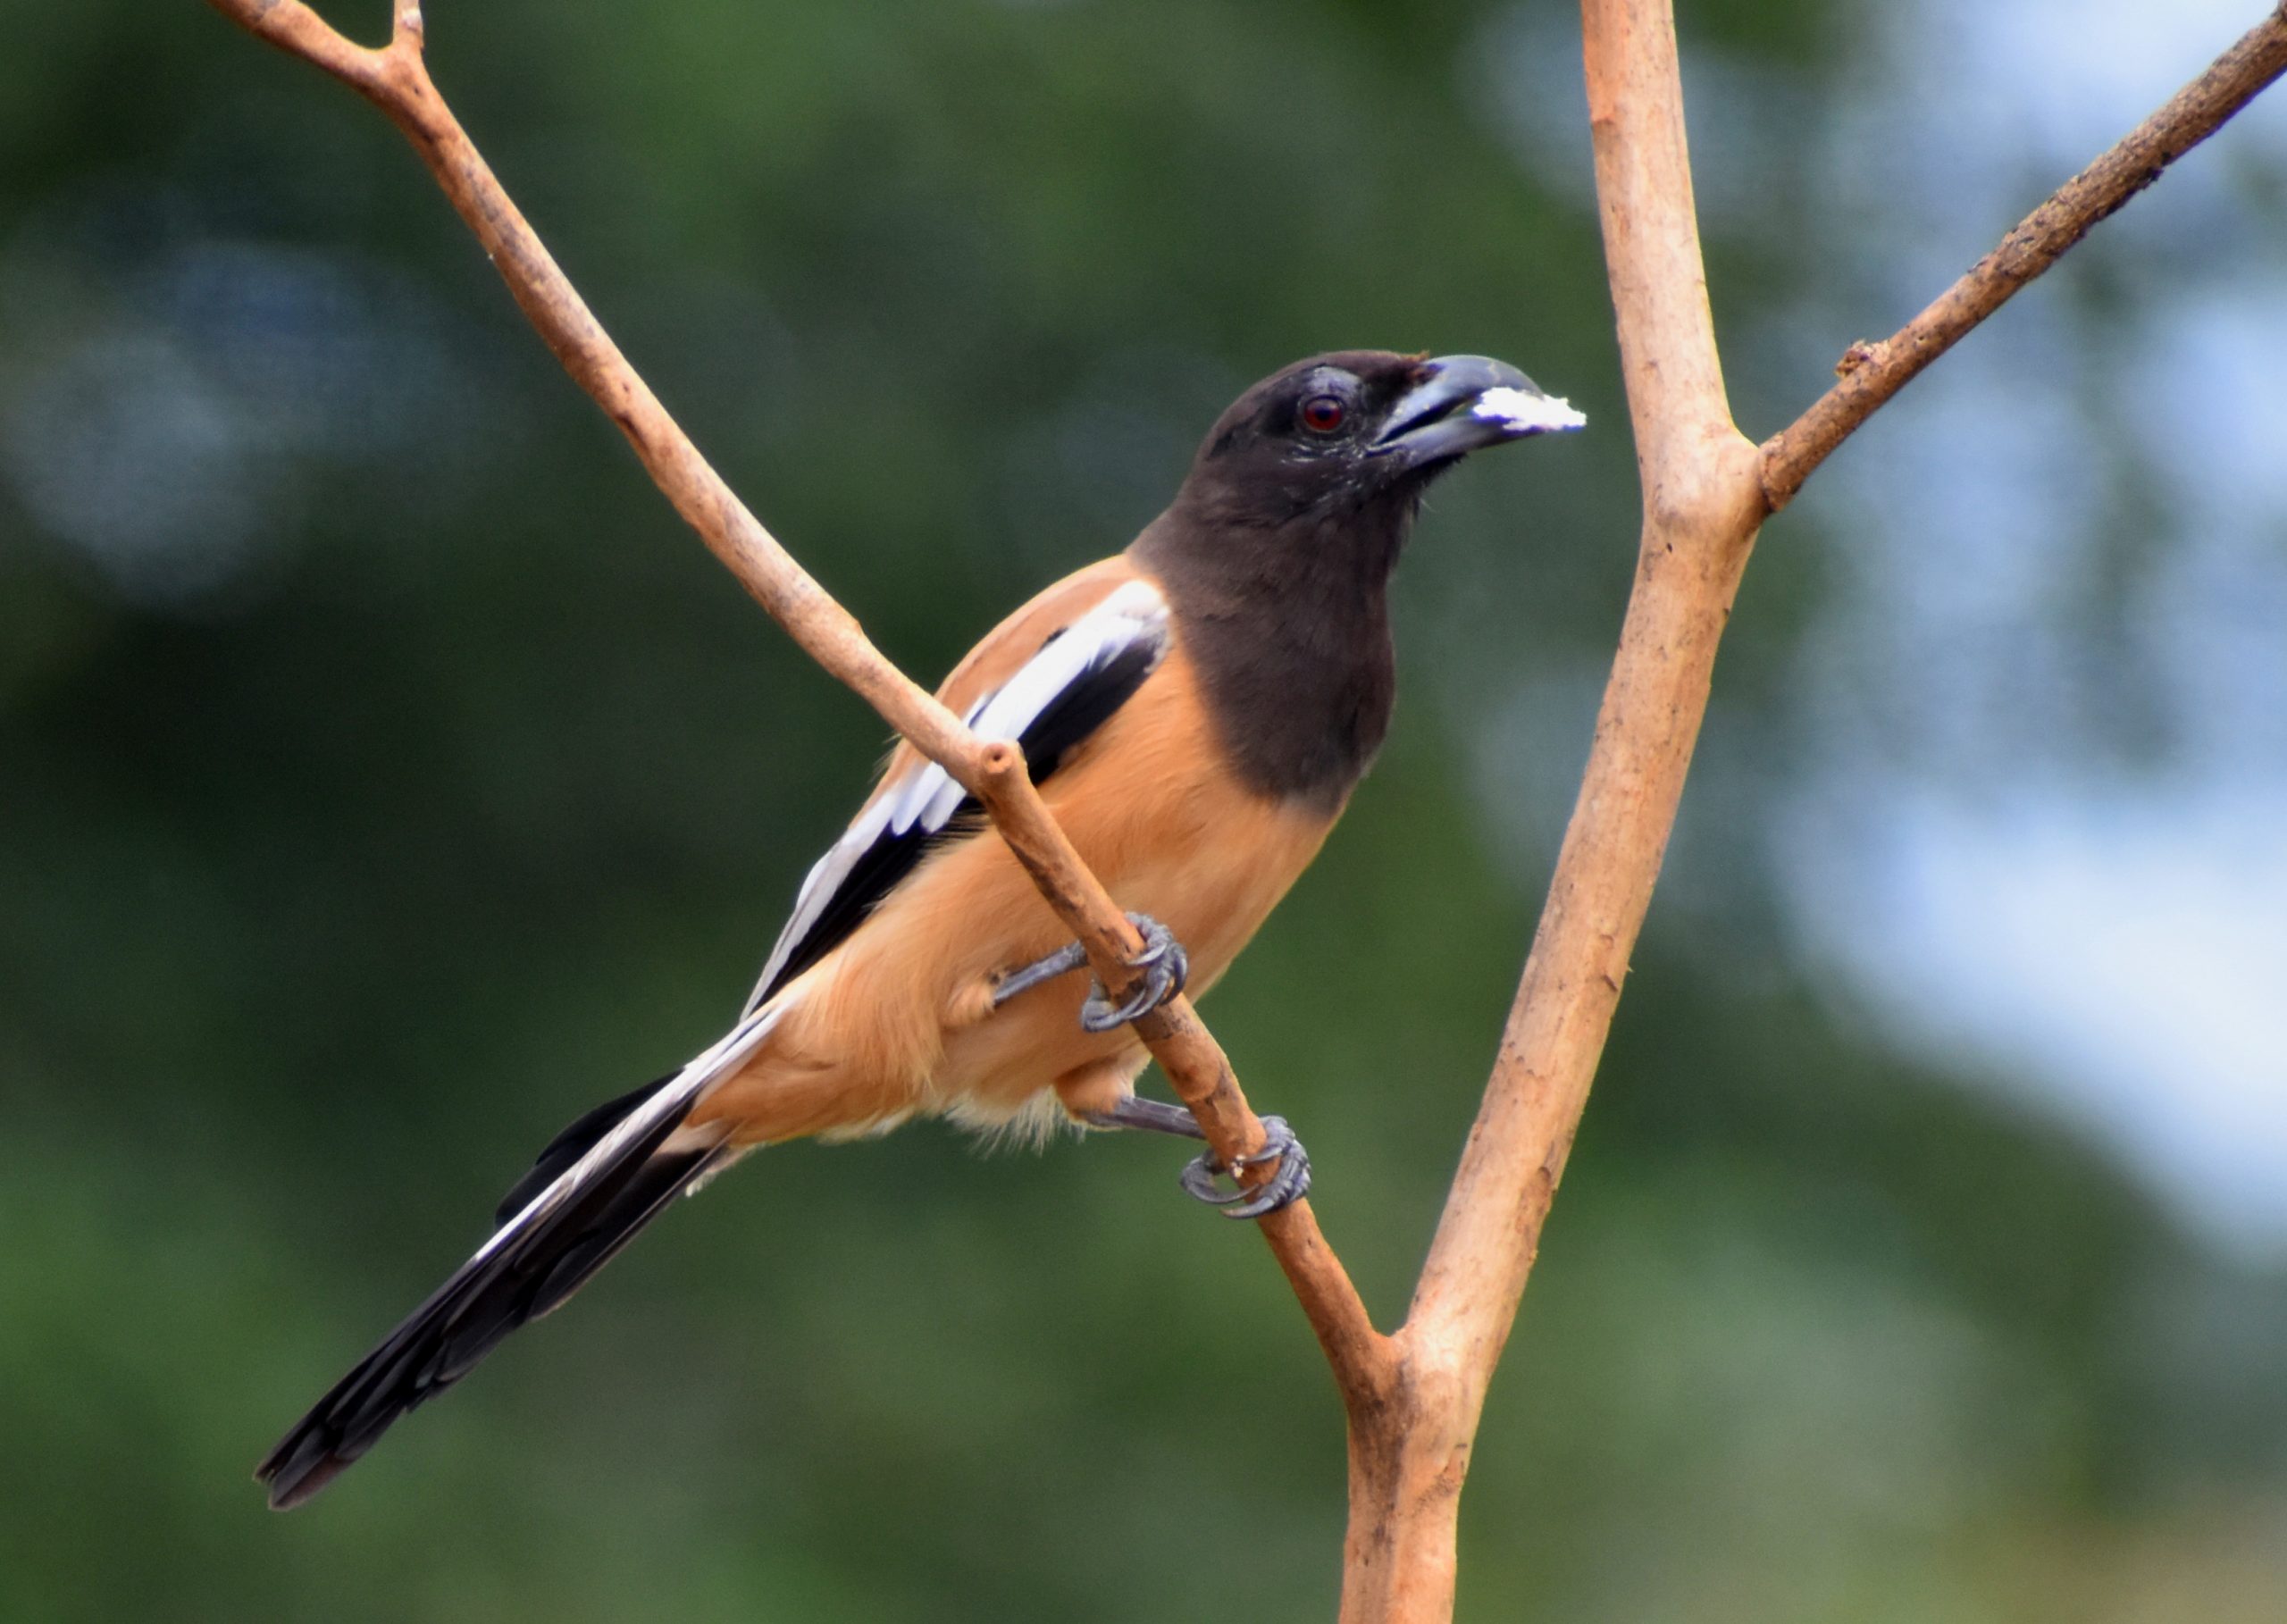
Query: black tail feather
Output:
[[493, 1073, 679, 1228], [257, 1083, 720, 1511]]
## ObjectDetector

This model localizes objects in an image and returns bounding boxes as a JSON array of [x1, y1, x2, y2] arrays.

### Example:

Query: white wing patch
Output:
[[741, 578, 1170, 1017]]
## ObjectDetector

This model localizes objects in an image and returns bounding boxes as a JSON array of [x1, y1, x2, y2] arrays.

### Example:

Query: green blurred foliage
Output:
[[2, 2, 2283, 1620]]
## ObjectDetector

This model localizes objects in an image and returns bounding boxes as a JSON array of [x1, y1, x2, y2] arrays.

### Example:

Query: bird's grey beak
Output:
[[1369, 354, 1586, 468]]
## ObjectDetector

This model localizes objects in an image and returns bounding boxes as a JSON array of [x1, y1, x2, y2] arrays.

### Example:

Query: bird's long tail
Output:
[[256, 1008, 783, 1510]]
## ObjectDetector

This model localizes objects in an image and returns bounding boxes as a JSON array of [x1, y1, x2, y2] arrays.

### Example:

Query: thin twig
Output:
[[205, 0, 1391, 1409], [1763, 4, 2287, 508]]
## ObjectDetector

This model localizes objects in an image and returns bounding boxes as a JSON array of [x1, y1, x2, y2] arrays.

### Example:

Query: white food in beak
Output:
[[1471, 386, 1587, 435]]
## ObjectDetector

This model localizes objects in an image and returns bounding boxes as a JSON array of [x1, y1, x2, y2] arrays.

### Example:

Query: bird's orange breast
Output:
[[690, 640, 1338, 1146]]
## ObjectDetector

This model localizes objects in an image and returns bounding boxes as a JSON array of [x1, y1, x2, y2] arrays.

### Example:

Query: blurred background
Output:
[[4, 0, 2284, 1618]]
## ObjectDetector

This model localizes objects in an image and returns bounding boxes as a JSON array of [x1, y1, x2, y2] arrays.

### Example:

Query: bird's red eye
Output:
[[1300, 394, 1346, 434]]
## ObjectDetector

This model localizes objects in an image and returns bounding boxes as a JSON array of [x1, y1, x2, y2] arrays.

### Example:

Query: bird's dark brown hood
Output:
[[1133, 349, 1582, 808]]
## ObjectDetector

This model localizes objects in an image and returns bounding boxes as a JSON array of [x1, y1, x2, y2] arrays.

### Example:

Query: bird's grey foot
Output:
[[991, 913, 1187, 1026], [1177, 1114, 1311, 1219], [1077, 912, 1188, 1033], [1086, 1097, 1311, 1220]]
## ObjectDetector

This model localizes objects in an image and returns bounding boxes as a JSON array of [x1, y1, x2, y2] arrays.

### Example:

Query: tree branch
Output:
[[1336, 4, 2287, 1619], [1763, 3, 2287, 508], [205, 0, 1391, 1411], [209, 2, 2287, 1620], [1414, 0, 1764, 1354], [1335, 4, 1764, 1617]]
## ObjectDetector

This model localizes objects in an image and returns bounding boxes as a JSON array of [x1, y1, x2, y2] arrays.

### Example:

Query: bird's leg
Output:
[[1085, 1096, 1313, 1221], [990, 911, 1189, 1032], [1085, 1094, 1205, 1139], [1020, 919, 1305, 1218], [987, 941, 1090, 1007]]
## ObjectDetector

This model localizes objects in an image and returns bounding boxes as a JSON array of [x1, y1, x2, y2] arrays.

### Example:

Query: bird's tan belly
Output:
[[926, 791, 1331, 1126], [691, 663, 1334, 1145]]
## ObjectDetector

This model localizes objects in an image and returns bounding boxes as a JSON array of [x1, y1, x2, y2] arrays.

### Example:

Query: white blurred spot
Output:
[[1790, 780, 2287, 1256], [0, 199, 502, 613], [1, 330, 274, 606], [1769, 0, 2287, 1252]]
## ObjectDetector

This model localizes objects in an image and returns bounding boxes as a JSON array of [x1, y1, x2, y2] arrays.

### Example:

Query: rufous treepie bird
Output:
[[256, 349, 1585, 1509]]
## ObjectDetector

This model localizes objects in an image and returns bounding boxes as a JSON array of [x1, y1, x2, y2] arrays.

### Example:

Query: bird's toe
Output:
[[1077, 913, 1190, 1033], [1178, 1113, 1311, 1219]]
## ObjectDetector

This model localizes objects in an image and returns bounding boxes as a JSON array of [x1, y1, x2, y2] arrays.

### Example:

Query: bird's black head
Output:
[[1172, 349, 1583, 534], [1134, 350, 1580, 807]]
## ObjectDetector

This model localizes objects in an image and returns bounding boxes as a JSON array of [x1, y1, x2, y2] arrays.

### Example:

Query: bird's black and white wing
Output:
[[742, 577, 1171, 1016]]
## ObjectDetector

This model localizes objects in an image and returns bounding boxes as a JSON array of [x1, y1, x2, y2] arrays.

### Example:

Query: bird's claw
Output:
[[1178, 1114, 1311, 1219], [1078, 912, 1189, 1033]]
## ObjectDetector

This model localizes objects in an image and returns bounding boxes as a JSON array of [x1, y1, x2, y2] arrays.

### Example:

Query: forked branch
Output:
[[206, 1, 2287, 1620], [1337, 2, 2287, 1618]]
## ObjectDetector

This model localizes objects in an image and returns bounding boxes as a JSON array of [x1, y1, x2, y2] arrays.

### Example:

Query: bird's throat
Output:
[[1130, 504, 1405, 811]]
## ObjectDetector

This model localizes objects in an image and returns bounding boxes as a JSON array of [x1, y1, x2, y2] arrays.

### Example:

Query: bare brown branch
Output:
[[1416, 0, 1765, 1343], [1336, 4, 2287, 1619], [1334, 4, 1764, 1616], [209, 3, 2287, 1620], [204, 0, 1389, 1411], [1763, 4, 2287, 508]]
